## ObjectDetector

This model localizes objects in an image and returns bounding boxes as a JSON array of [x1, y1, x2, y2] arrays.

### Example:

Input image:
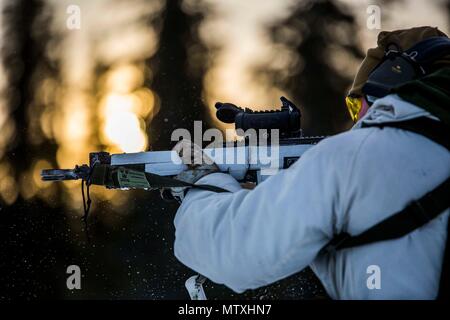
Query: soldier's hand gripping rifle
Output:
[[41, 97, 323, 218]]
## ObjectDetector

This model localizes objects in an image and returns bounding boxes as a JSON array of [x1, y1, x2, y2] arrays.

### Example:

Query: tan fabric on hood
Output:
[[349, 26, 449, 97]]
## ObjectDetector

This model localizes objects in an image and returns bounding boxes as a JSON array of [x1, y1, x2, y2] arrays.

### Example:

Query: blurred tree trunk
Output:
[[0, 0, 79, 300], [1, 0, 59, 199], [264, 0, 364, 136], [2, 0, 40, 190], [147, 0, 208, 150]]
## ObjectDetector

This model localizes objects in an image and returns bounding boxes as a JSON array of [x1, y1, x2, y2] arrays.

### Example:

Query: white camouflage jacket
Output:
[[173, 94, 450, 299]]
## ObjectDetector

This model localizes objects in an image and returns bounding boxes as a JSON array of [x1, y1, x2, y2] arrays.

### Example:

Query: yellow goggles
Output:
[[345, 95, 363, 122]]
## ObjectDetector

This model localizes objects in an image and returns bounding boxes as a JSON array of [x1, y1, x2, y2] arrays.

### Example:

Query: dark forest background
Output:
[[0, 0, 449, 300]]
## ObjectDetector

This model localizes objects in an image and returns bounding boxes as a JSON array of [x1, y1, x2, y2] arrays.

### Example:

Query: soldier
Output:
[[171, 26, 450, 299]]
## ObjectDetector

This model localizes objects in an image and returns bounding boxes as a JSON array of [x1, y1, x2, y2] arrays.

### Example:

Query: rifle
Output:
[[41, 97, 323, 193], [41, 96, 323, 196]]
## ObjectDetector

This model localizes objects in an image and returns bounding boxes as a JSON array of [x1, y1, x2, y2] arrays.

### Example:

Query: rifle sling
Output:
[[144, 172, 230, 193]]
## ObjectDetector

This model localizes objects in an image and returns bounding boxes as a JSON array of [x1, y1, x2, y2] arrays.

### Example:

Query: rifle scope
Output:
[[215, 96, 301, 138]]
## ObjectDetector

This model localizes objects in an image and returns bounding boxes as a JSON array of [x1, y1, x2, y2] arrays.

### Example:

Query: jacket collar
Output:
[[352, 94, 438, 130]]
